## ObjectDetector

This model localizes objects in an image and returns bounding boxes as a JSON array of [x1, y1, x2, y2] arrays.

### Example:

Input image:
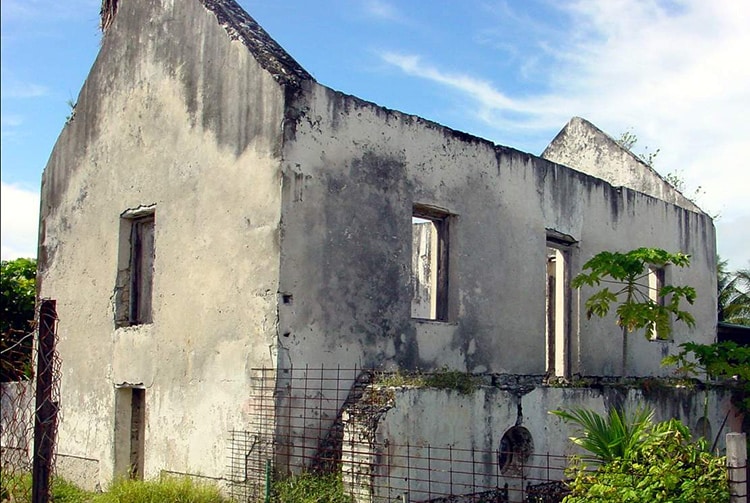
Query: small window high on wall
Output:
[[115, 206, 155, 327], [411, 205, 450, 321]]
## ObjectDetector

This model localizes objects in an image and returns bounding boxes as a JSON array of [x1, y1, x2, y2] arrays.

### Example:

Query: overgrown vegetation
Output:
[[551, 407, 655, 465], [1, 257, 37, 381], [375, 367, 479, 394], [572, 248, 695, 340], [271, 471, 352, 503], [717, 258, 750, 326], [617, 129, 660, 168], [553, 407, 729, 503], [0, 474, 231, 503], [1, 474, 91, 503], [616, 130, 709, 204], [664, 340, 750, 415], [98, 477, 231, 503]]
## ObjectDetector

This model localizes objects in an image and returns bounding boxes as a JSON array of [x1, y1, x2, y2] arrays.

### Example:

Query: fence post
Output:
[[32, 299, 59, 503], [727, 432, 747, 503]]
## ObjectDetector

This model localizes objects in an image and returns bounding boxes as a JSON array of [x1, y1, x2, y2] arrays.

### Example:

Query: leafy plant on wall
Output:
[[571, 247, 696, 340]]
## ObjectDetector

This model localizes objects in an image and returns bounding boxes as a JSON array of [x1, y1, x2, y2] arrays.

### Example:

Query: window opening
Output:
[[498, 426, 534, 475], [411, 206, 449, 321], [114, 386, 145, 480], [648, 265, 668, 339], [545, 235, 575, 377], [115, 207, 155, 327]]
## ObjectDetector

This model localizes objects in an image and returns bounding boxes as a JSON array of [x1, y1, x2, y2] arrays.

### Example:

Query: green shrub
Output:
[[561, 416, 729, 503], [0, 474, 91, 503], [94, 476, 231, 503], [51, 477, 93, 502], [551, 407, 654, 464], [375, 367, 479, 395], [271, 471, 352, 503]]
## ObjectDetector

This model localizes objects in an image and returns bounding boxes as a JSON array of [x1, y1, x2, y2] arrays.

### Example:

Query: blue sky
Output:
[[2, 0, 748, 270]]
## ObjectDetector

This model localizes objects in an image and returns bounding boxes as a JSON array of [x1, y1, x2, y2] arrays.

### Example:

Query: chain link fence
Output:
[[1, 299, 60, 503]]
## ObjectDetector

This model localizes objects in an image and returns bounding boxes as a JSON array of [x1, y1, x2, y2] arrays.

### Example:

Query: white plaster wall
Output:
[[279, 83, 717, 380], [342, 384, 737, 503], [38, 0, 284, 489], [542, 117, 702, 213], [275, 82, 717, 475]]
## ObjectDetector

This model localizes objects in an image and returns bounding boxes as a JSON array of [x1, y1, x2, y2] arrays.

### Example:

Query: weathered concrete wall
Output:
[[37, 0, 286, 489], [542, 117, 702, 213], [279, 82, 716, 378], [342, 382, 738, 503], [275, 81, 717, 467], [37, 0, 721, 489]]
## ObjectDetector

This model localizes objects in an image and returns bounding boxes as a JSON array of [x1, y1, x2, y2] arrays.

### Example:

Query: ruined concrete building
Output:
[[36, 0, 738, 500]]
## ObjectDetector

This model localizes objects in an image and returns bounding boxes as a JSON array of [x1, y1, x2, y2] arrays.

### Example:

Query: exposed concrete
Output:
[[342, 381, 739, 503], [542, 117, 702, 213], [38, 0, 287, 488], [36, 0, 723, 493]]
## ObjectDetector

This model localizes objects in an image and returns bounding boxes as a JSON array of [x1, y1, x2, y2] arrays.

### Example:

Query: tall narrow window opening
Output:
[[114, 386, 145, 480], [411, 205, 450, 321], [545, 232, 576, 377], [648, 265, 668, 339], [129, 216, 155, 324], [115, 207, 155, 327]]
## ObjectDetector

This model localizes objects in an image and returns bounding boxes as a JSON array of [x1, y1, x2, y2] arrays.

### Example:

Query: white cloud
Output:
[[1, 82, 49, 99], [379, 0, 749, 270], [364, 0, 404, 23], [1, 181, 40, 260], [0, 0, 101, 23]]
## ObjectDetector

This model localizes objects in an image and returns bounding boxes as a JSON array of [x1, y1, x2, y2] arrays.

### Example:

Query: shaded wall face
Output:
[[341, 384, 736, 503], [279, 83, 717, 379], [37, 0, 286, 489]]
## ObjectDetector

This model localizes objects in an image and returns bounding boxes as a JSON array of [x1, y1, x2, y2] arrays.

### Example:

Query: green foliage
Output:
[[572, 248, 695, 340], [562, 417, 729, 503], [717, 258, 750, 326], [616, 130, 660, 167], [1, 258, 37, 334], [271, 472, 352, 503], [1, 474, 91, 503], [1, 257, 37, 381], [375, 367, 479, 394], [97, 476, 231, 503], [1, 474, 231, 503], [663, 341, 750, 413], [375, 370, 428, 388], [550, 407, 655, 465], [423, 368, 479, 394]]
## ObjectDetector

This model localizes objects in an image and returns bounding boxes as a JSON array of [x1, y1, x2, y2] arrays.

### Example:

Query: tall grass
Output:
[[98, 476, 231, 503], [271, 472, 352, 503], [0, 474, 231, 503]]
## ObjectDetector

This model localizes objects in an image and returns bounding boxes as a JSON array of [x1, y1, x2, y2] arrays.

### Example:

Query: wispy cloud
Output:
[[364, 0, 404, 23], [1, 82, 49, 99], [1, 115, 23, 127], [379, 0, 749, 267], [1, 181, 40, 260], [378, 51, 572, 131], [1, 0, 100, 23]]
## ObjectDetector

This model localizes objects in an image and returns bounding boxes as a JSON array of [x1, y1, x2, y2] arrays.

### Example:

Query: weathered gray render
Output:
[[37, 0, 720, 491]]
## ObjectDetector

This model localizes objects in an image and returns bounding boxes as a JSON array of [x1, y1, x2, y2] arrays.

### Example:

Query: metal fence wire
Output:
[[1, 299, 61, 503], [226, 366, 574, 503]]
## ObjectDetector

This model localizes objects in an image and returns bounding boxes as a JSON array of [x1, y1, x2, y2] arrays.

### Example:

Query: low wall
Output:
[[341, 377, 740, 503]]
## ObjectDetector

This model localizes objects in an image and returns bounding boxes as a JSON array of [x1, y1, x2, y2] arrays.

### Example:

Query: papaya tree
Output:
[[571, 247, 696, 340]]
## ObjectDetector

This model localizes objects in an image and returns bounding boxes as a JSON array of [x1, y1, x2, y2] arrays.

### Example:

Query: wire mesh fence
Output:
[[226, 365, 573, 503], [1, 299, 61, 503]]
